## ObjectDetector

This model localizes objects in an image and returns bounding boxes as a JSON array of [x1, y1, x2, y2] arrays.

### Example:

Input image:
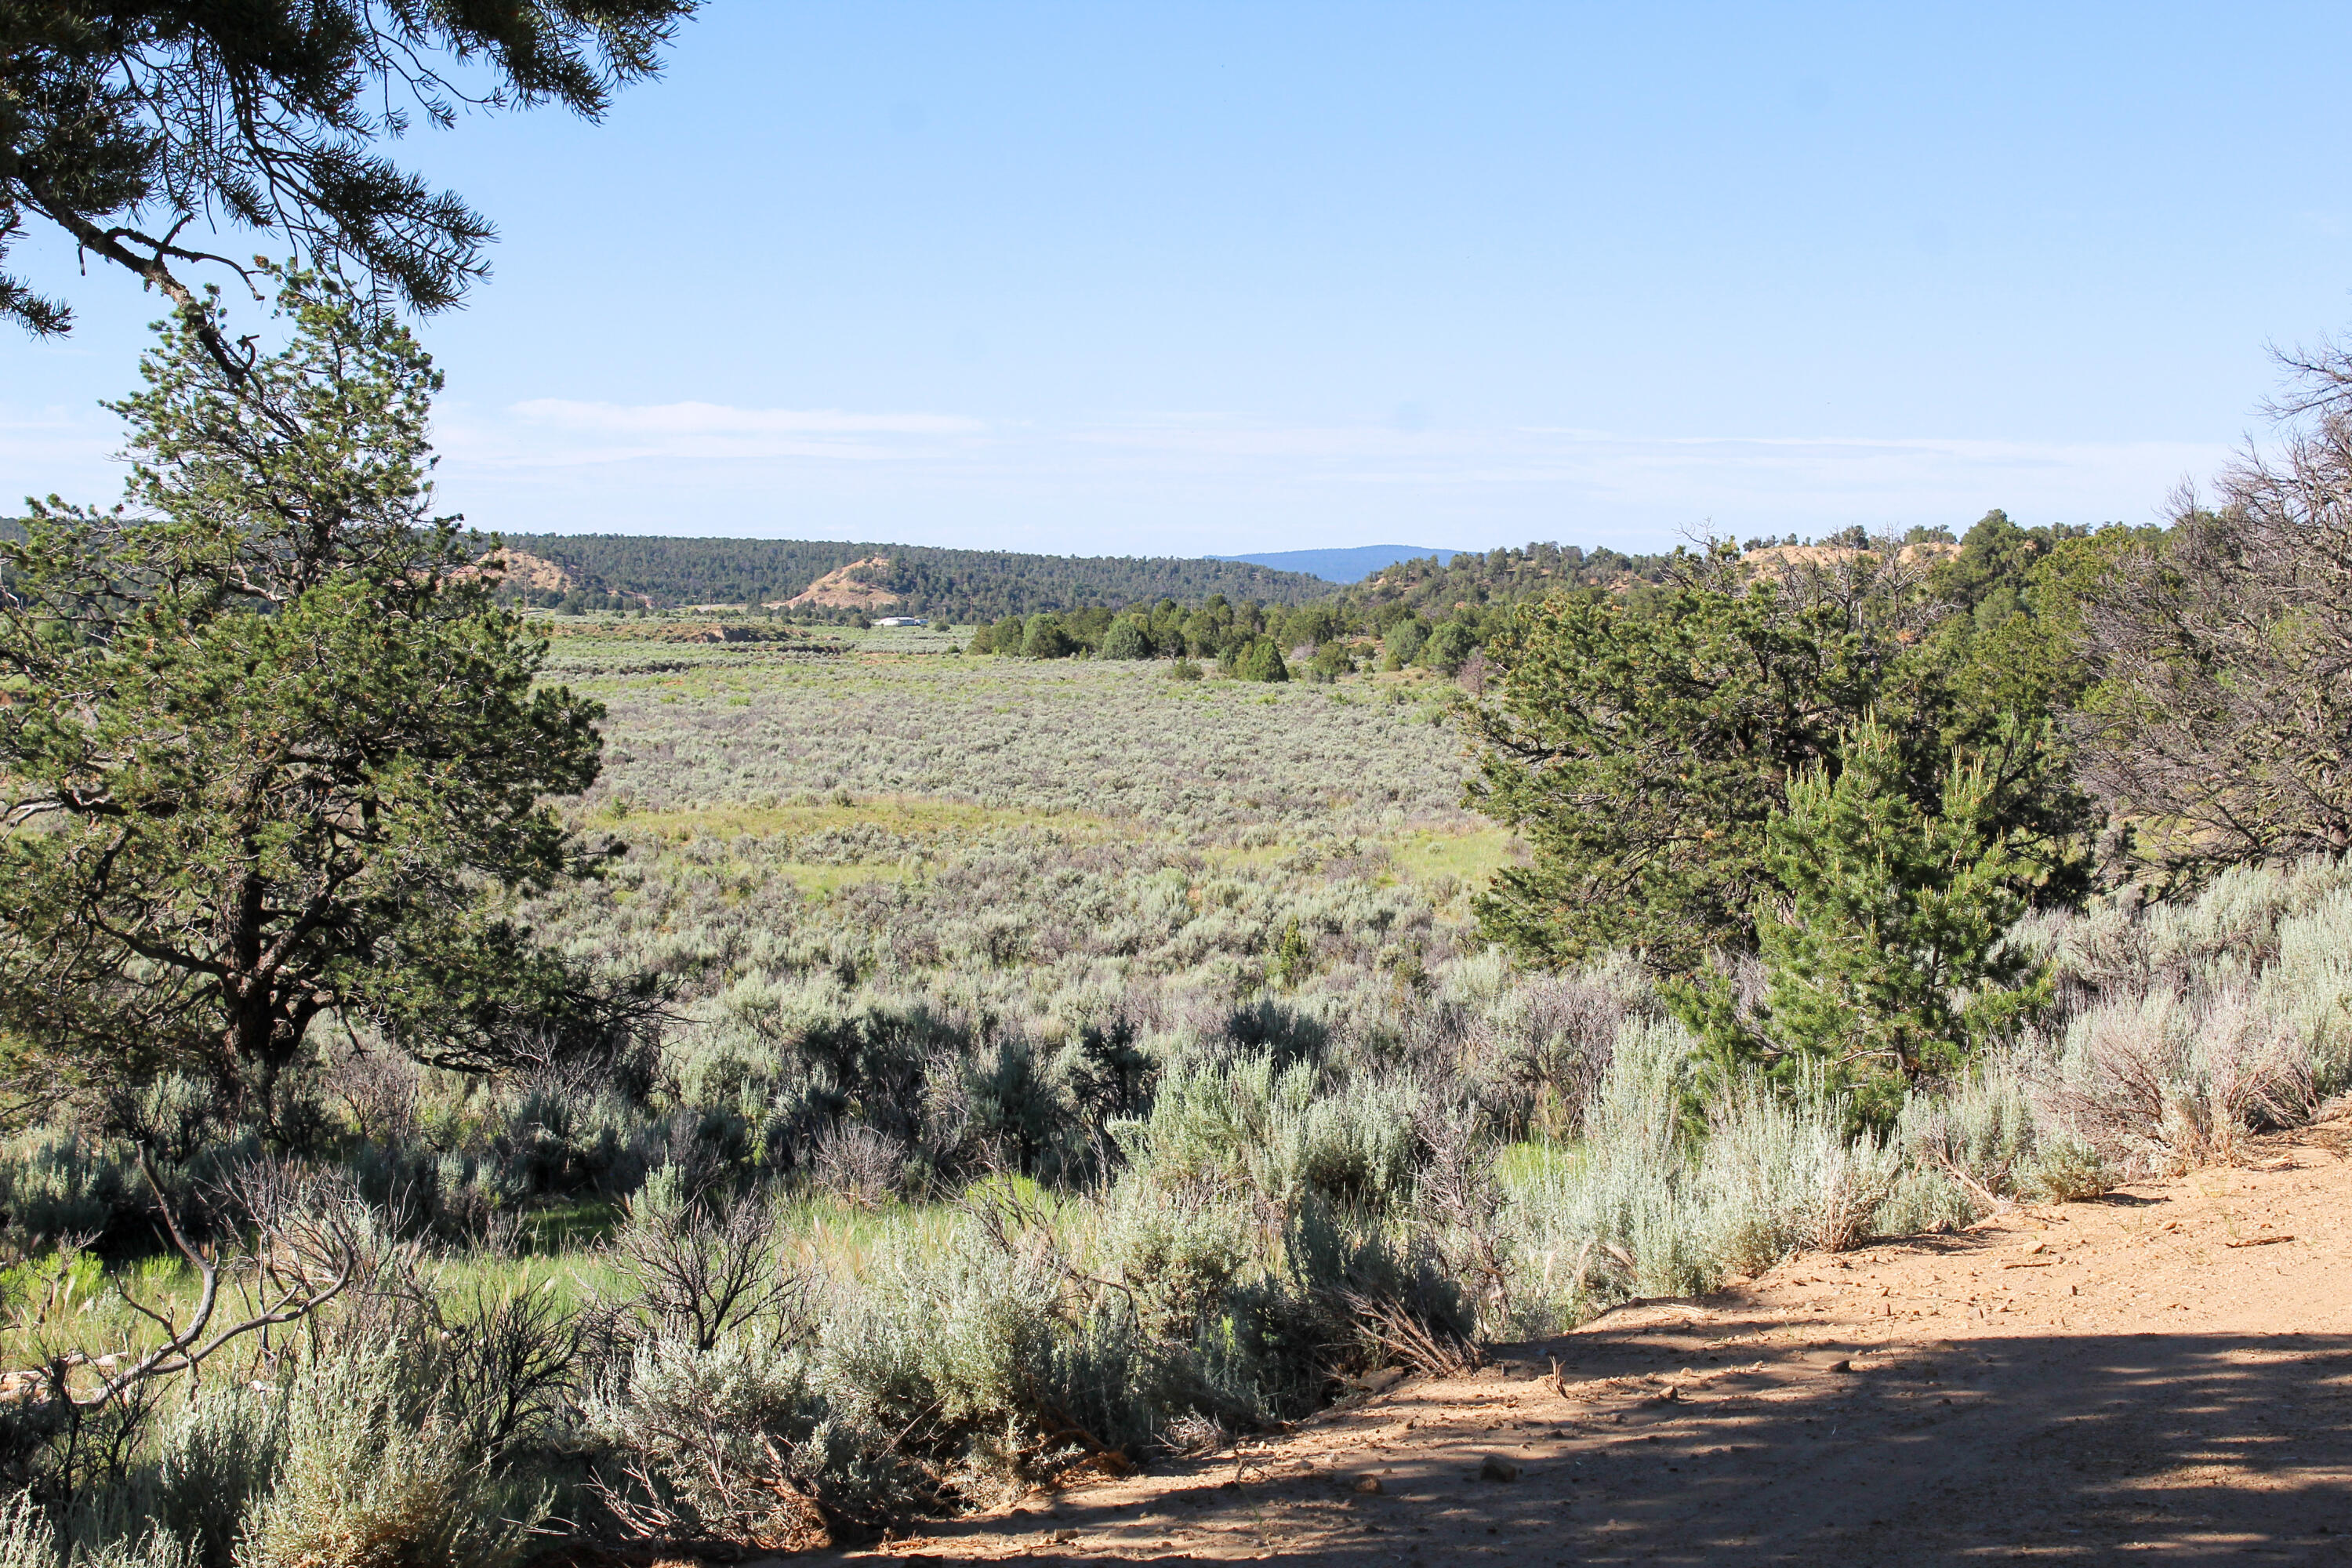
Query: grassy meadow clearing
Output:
[[1, 617, 2347, 1560]]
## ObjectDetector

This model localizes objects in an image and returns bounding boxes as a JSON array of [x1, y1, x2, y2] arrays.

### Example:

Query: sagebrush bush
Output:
[[1503, 1018, 1715, 1319], [236, 1338, 547, 1568], [2043, 988, 2306, 1174], [1092, 1180, 1252, 1348], [583, 1331, 876, 1544], [147, 1388, 285, 1568], [1906, 1067, 2037, 1195], [0, 1492, 194, 1568], [1119, 1053, 1421, 1211], [1699, 1079, 1900, 1273], [814, 1215, 1071, 1502], [0, 1134, 130, 1247]]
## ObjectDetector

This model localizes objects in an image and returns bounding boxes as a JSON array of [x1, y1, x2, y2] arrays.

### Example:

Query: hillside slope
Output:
[[779, 555, 901, 610]]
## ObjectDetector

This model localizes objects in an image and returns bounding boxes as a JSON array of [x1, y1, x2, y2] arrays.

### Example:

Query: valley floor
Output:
[[825, 1112, 2352, 1566]]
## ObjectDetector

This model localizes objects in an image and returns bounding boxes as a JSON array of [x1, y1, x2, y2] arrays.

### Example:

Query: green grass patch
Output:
[[0, 1250, 209, 1382], [774, 862, 915, 898], [1395, 826, 1519, 888], [520, 1196, 626, 1253], [604, 793, 1112, 841], [1496, 1138, 1582, 1190]]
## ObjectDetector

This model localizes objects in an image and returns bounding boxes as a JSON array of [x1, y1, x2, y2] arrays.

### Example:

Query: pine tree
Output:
[[2, 2, 691, 350], [1687, 718, 2050, 1109], [1465, 550, 2084, 972], [0, 274, 623, 1127]]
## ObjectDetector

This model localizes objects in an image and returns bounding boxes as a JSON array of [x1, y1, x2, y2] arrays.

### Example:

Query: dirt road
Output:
[[828, 1116, 2352, 1565]]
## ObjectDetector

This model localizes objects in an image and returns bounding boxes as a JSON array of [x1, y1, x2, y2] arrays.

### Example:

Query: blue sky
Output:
[[8, 2, 2352, 557]]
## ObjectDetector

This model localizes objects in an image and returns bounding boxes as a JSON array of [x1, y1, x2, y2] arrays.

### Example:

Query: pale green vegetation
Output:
[[1, 631, 2346, 1560], [563, 632, 1473, 840]]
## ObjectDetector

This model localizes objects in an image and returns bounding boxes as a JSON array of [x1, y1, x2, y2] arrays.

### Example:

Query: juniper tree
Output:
[[1236, 639, 1289, 683], [1098, 614, 1154, 660], [1422, 619, 1478, 675], [1381, 615, 1428, 670], [1021, 614, 1076, 659], [0, 272, 624, 1127]]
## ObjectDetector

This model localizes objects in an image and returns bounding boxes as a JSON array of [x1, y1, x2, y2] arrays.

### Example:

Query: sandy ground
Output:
[[811, 1115, 2352, 1566]]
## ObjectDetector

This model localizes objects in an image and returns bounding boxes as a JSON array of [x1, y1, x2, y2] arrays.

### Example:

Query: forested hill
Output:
[[489, 534, 1338, 616], [1341, 540, 1681, 613]]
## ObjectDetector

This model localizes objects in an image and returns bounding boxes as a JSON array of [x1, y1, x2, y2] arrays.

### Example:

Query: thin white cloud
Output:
[[508, 399, 987, 436], [3, 392, 2225, 553]]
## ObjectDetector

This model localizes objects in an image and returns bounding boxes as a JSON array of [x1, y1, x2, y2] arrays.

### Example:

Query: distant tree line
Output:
[[967, 593, 1501, 684], [959, 543, 1714, 683], [492, 535, 1338, 618], [483, 535, 1989, 680], [970, 599, 1296, 680]]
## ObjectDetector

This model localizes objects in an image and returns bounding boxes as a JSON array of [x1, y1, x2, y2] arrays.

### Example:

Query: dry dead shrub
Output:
[[2044, 987, 2317, 1175], [321, 1043, 422, 1148], [1413, 1103, 1512, 1334], [1326, 1284, 1483, 1378], [811, 1120, 910, 1210], [612, 1174, 802, 1353], [1155, 1410, 1232, 1458], [1476, 965, 1635, 1140]]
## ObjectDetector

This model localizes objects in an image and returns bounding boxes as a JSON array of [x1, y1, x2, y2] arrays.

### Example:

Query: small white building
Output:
[[873, 616, 929, 627]]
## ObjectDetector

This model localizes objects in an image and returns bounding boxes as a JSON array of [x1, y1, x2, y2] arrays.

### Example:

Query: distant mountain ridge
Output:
[[1207, 544, 1462, 583], [488, 535, 1338, 619]]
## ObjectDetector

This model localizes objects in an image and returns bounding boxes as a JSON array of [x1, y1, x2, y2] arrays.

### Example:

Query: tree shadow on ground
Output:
[[868, 1324, 2352, 1566]]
